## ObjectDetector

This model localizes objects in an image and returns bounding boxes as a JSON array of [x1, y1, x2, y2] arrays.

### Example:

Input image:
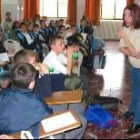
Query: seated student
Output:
[[66, 35, 83, 76], [43, 35, 73, 92], [13, 50, 87, 138], [39, 20, 50, 46], [43, 35, 85, 115], [0, 63, 53, 138], [12, 50, 52, 99], [0, 33, 11, 90], [1, 63, 87, 139], [15, 22, 43, 61]]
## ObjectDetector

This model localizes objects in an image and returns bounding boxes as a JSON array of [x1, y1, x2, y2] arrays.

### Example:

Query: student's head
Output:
[[27, 22, 33, 31], [123, 4, 140, 29], [33, 24, 40, 32], [20, 22, 27, 33], [49, 35, 64, 54], [73, 33, 83, 42], [13, 50, 40, 67], [5, 12, 11, 20], [50, 20, 56, 27], [80, 18, 87, 28], [59, 25, 66, 33], [12, 21, 20, 30], [67, 35, 81, 52], [59, 19, 64, 26], [40, 20, 46, 28], [71, 24, 77, 34], [11, 63, 36, 89], [42, 16, 48, 22], [35, 15, 40, 21]]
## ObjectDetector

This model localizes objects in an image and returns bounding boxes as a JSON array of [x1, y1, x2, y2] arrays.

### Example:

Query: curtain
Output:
[[67, 0, 77, 25], [0, 0, 1, 23], [85, 0, 101, 26], [127, 0, 135, 5], [24, 0, 40, 20]]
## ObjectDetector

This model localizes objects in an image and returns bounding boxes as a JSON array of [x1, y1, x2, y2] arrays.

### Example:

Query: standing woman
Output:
[[117, 3, 140, 135]]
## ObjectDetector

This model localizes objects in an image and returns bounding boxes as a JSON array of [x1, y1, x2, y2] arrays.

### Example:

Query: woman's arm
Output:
[[117, 30, 137, 57]]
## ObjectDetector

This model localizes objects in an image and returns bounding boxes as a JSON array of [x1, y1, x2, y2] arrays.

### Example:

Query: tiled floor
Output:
[[83, 41, 140, 139]]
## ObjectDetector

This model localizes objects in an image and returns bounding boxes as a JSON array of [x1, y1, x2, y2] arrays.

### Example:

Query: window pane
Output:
[[40, 0, 57, 17], [102, 0, 116, 19], [58, 0, 68, 17], [115, 0, 126, 19]]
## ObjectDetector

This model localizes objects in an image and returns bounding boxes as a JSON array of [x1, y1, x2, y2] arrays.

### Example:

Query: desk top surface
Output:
[[11, 110, 81, 139], [44, 90, 83, 105]]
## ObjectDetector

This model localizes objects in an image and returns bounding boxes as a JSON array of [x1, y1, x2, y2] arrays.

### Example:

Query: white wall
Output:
[[77, 0, 85, 24], [1, 0, 24, 22], [135, 0, 140, 5]]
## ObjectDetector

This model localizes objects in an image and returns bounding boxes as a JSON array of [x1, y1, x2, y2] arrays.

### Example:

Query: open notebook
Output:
[[0, 53, 9, 64], [41, 111, 81, 137]]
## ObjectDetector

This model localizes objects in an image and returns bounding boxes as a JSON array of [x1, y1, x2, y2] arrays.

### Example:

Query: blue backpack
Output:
[[91, 38, 105, 51], [84, 104, 117, 129]]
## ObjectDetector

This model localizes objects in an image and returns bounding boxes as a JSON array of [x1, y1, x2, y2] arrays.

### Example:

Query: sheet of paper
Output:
[[20, 131, 34, 139], [41, 112, 77, 132], [0, 53, 9, 63]]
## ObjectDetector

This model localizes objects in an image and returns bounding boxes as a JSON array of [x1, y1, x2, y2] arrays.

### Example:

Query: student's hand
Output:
[[67, 47, 74, 58], [34, 63, 49, 75], [0, 135, 13, 139]]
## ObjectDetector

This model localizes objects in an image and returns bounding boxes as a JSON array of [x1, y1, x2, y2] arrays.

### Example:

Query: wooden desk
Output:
[[11, 110, 81, 139], [44, 90, 83, 105]]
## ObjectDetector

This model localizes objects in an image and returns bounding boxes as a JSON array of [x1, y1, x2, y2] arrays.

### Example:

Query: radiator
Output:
[[94, 20, 122, 40]]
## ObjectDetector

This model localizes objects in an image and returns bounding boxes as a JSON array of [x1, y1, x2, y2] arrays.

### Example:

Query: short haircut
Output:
[[11, 63, 36, 89], [13, 50, 40, 66], [73, 33, 83, 41], [20, 22, 26, 28], [6, 12, 11, 16], [33, 23, 39, 28], [66, 35, 81, 47], [123, 3, 140, 29], [49, 35, 63, 46], [59, 19, 64, 22], [40, 19, 45, 24]]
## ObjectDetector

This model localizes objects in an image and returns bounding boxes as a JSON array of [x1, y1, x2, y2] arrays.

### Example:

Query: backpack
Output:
[[84, 104, 117, 129], [91, 38, 105, 51], [87, 94, 122, 110], [64, 73, 83, 90], [92, 51, 106, 69]]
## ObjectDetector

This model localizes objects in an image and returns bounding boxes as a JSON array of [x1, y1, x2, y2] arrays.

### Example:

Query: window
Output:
[[101, 0, 127, 19], [40, 0, 68, 18]]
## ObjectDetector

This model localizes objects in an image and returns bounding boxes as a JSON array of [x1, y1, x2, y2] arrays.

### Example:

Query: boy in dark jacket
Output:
[[0, 63, 53, 138]]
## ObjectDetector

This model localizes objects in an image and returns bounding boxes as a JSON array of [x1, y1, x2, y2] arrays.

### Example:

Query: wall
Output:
[[135, 0, 140, 5], [76, 0, 85, 24], [1, 0, 24, 22]]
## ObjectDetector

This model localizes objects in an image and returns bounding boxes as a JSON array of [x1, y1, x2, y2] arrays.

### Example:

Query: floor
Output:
[[83, 41, 140, 139]]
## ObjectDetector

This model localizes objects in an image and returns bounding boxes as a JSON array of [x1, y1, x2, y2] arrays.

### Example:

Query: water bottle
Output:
[[72, 52, 79, 59], [48, 67, 55, 73]]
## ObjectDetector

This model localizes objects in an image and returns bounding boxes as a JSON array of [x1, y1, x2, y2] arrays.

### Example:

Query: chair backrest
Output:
[[4, 39, 23, 57]]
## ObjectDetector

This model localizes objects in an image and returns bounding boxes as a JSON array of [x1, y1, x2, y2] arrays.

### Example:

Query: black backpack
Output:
[[87, 94, 122, 110]]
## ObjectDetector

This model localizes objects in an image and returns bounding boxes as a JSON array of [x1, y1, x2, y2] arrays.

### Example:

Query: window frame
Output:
[[101, 0, 126, 20], [40, 0, 68, 18]]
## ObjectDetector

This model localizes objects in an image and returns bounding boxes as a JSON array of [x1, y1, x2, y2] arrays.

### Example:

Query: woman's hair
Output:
[[13, 50, 40, 67], [11, 63, 36, 89], [123, 3, 140, 29]]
